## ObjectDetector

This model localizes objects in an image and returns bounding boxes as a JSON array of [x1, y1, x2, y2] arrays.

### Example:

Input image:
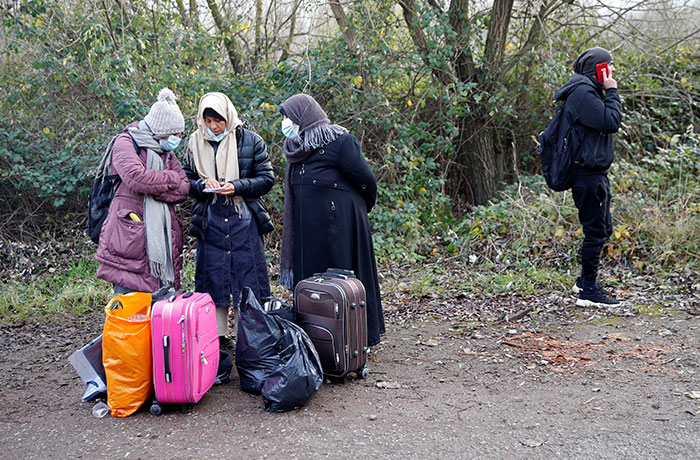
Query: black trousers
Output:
[[572, 173, 613, 287]]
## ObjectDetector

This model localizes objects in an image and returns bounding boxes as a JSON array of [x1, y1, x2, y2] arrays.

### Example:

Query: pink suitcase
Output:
[[150, 291, 219, 414]]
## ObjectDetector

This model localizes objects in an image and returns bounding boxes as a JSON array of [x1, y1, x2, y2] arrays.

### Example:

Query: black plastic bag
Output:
[[262, 296, 296, 323], [261, 320, 323, 412], [215, 350, 233, 385], [236, 289, 286, 392], [236, 287, 323, 412]]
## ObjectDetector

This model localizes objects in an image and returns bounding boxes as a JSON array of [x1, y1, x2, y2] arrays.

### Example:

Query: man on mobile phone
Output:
[[554, 46, 622, 307]]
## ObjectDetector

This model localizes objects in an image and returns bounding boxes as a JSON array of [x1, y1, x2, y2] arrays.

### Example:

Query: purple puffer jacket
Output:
[[95, 122, 190, 292]]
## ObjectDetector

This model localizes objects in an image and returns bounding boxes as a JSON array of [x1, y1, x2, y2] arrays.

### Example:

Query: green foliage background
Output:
[[0, 0, 698, 279]]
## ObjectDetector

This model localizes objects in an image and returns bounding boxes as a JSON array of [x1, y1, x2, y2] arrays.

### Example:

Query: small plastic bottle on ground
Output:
[[92, 401, 110, 418]]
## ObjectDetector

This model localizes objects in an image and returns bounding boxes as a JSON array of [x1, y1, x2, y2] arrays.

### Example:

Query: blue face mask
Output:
[[160, 135, 181, 151], [281, 117, 299, 138], [207, 127, 229, 142]]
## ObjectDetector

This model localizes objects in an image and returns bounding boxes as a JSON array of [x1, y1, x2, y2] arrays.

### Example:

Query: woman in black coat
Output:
[[279, 93, 385, 346], [183, 92, 274, 348]]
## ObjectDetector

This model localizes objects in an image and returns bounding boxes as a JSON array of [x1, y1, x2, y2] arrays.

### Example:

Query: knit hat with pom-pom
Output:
[[144, 88, 185, 136]]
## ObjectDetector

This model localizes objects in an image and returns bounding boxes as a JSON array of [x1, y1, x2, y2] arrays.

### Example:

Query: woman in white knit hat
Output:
[[95, 88, 190, 294], [182, 92, 274, 350]]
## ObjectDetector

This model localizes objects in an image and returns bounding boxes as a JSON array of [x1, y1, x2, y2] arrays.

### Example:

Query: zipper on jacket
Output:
[[201, 351, 208, 365], [330, 200, 336, 211], [300, 164, 305, 175]]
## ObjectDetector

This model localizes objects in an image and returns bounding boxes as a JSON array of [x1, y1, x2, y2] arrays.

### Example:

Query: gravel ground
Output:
[[2, 280, 700, 460]]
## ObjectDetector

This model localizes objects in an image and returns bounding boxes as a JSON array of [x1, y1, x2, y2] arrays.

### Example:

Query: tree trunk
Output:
[[484, 0, 514, 71], [206, 0, 240, 73], [279, 0, 300, 62], [329, 0, 357, 54], [454, 116, 498, 205], [189, 0, 198, 27], [175, 0, 190, 27], [252, 0, 263, 66]]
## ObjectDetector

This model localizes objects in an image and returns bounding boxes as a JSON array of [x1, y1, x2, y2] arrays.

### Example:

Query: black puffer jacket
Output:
[[183, 126, 274, 240], [555, 74, 622, 172]]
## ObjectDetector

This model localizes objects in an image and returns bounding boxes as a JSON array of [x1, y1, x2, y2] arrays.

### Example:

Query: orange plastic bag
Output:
[[102, 292, 153, 417]]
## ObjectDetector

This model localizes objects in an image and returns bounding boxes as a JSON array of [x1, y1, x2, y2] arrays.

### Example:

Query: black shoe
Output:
[[571, 277, 613, 297], [576, 287, 621, 307], [219, 335, 235, 351]]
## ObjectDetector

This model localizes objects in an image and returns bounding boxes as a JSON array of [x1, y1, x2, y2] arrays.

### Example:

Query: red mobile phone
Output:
[[596, 62, 610, 83]]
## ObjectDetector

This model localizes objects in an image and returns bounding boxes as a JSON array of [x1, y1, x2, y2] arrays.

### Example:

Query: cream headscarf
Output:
[[187, 92, 245, 211]]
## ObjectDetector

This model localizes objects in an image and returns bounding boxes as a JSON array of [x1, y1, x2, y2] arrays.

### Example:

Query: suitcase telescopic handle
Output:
[[166, 290, 188, 303], [313, 272, 349, 280], [325, 268, 356, 278], [163, 335, 172, 383]]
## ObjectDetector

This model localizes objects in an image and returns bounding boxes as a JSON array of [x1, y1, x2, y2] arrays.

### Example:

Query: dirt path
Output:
[[2, 295, 700, 460]]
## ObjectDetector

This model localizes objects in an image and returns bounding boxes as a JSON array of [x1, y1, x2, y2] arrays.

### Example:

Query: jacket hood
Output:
[[554, 74, 597, 102], [573, 47, 612, 76]]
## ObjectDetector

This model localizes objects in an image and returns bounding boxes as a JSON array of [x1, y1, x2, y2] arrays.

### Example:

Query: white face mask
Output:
[[207, 127, 228, 142], [159, 135, 181, 151], [281, 117, 299, 138]]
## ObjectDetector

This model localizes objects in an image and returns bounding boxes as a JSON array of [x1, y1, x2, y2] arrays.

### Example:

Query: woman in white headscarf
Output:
[[182, 92, 274, 349]]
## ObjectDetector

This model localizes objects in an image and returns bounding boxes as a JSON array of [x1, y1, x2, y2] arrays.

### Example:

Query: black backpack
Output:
[[87, 134, 138, 244], [537, 101, 579, 192]]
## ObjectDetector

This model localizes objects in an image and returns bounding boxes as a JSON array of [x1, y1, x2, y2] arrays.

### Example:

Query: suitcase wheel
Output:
[[357, 367, 369, 379], [150, 401, 163, 416]]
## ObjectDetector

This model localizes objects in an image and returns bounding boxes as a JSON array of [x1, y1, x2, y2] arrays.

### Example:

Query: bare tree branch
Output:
[[398, 0, 453, 86]]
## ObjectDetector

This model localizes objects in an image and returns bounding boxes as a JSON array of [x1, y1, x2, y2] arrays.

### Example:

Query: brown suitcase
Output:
[[294, 269, 369, 381]]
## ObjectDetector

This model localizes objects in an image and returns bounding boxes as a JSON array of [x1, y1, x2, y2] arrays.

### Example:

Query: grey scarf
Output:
[[278, 94, 347, 290], [128, 122, 175, 287]]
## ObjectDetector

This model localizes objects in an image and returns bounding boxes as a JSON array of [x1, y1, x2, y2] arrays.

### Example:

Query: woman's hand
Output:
[[218, 182, 236, 196], [205, 179, 220, 189]]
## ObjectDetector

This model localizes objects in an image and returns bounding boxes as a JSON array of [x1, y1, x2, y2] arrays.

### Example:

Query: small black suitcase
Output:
[[294, 269, 369, 380]]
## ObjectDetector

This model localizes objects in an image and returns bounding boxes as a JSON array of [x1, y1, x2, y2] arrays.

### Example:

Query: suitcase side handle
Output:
[[163, 335, 172, 383]]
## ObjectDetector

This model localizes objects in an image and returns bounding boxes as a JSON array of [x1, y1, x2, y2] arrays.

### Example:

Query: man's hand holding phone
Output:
[[596, 62, 617, 90]]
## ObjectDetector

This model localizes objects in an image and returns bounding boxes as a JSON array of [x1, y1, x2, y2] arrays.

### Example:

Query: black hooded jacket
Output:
[[554, 73, 622, 172], [183, 126, 274, 240]]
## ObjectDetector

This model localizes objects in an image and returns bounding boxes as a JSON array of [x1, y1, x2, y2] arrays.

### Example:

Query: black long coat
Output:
[[287, 133, 385, 346]]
